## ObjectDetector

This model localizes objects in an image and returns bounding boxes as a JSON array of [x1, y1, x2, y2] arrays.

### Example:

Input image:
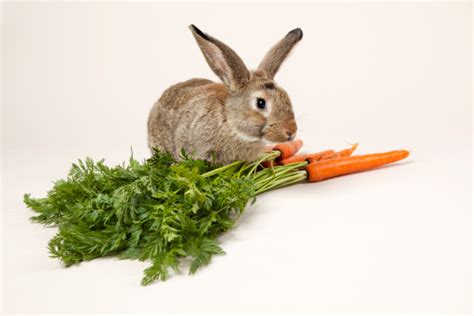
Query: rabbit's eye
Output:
[[256, 98, 266, 110]]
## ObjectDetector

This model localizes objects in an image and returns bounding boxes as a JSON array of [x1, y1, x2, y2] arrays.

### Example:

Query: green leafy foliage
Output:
[[24, 149, 308, 285], [24, 150, 256, 285]]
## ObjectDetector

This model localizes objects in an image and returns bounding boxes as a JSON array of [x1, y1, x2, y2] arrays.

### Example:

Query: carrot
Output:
[[260, 139, 303, 168], [305, 150, 409, 182], [279, 150, 335, 165], [307, 143, 358, 163], [273, 139, 303, 161], [333, 143, 358, 158]]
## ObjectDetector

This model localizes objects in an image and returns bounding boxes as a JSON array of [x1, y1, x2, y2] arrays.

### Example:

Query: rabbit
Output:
[[148, 25, 303, 165]]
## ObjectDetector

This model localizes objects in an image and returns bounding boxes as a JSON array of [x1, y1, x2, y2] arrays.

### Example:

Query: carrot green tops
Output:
[[24, 148, 306, 285]]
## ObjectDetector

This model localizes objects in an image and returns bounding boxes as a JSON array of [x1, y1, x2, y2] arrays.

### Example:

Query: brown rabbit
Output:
[[148, 25, 303, 165]]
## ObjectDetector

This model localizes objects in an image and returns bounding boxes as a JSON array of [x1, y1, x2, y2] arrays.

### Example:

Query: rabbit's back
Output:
[[148, 78, 229, 159]]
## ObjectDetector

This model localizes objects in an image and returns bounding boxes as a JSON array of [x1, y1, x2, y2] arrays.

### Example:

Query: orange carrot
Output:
[[305, 150, 409, 182], [273, 139, 303, 161], [333, 143, 358, 158], [307, 143, 358, 163], [279, 150, 335, 165]]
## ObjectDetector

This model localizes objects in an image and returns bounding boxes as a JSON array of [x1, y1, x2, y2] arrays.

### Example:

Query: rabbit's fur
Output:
[[148, 25, 303, 164]]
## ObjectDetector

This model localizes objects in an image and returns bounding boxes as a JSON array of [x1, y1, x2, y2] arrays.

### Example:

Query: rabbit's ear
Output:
[[189, 25, 249, 93], [257, 28, 303, 79]]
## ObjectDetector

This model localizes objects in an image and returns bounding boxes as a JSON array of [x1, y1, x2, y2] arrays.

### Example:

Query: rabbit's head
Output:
[[190, 25, 303, 144]]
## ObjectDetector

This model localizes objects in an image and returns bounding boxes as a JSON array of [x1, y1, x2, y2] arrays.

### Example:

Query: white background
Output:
[[2, 1, 472, 314]]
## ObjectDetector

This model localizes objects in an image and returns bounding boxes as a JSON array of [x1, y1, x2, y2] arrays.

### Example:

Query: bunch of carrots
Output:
[[24, 139, 409, 285], [263, 139, 409, 182]]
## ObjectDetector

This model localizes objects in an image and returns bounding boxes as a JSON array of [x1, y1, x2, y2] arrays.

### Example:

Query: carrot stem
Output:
[[252, 160, 307, 192], [243, 151, 280, 177], [268, 171, 308, 191], [201, 160, 244, 178], [253, 162, 307, 189], [255, 170, 307, 194]]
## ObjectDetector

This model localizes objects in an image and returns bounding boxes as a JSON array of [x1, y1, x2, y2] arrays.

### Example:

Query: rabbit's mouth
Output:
[[260, 123, 296, 144], [260, 132, 287, 145]]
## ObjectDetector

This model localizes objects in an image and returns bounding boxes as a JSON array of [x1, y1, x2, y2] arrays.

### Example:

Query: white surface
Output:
[[2, 2, 472, 314]]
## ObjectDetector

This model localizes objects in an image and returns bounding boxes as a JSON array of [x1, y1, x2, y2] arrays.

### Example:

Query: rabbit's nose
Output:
[[285, 121, 297, 140], [286, 131, 296, 141]]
